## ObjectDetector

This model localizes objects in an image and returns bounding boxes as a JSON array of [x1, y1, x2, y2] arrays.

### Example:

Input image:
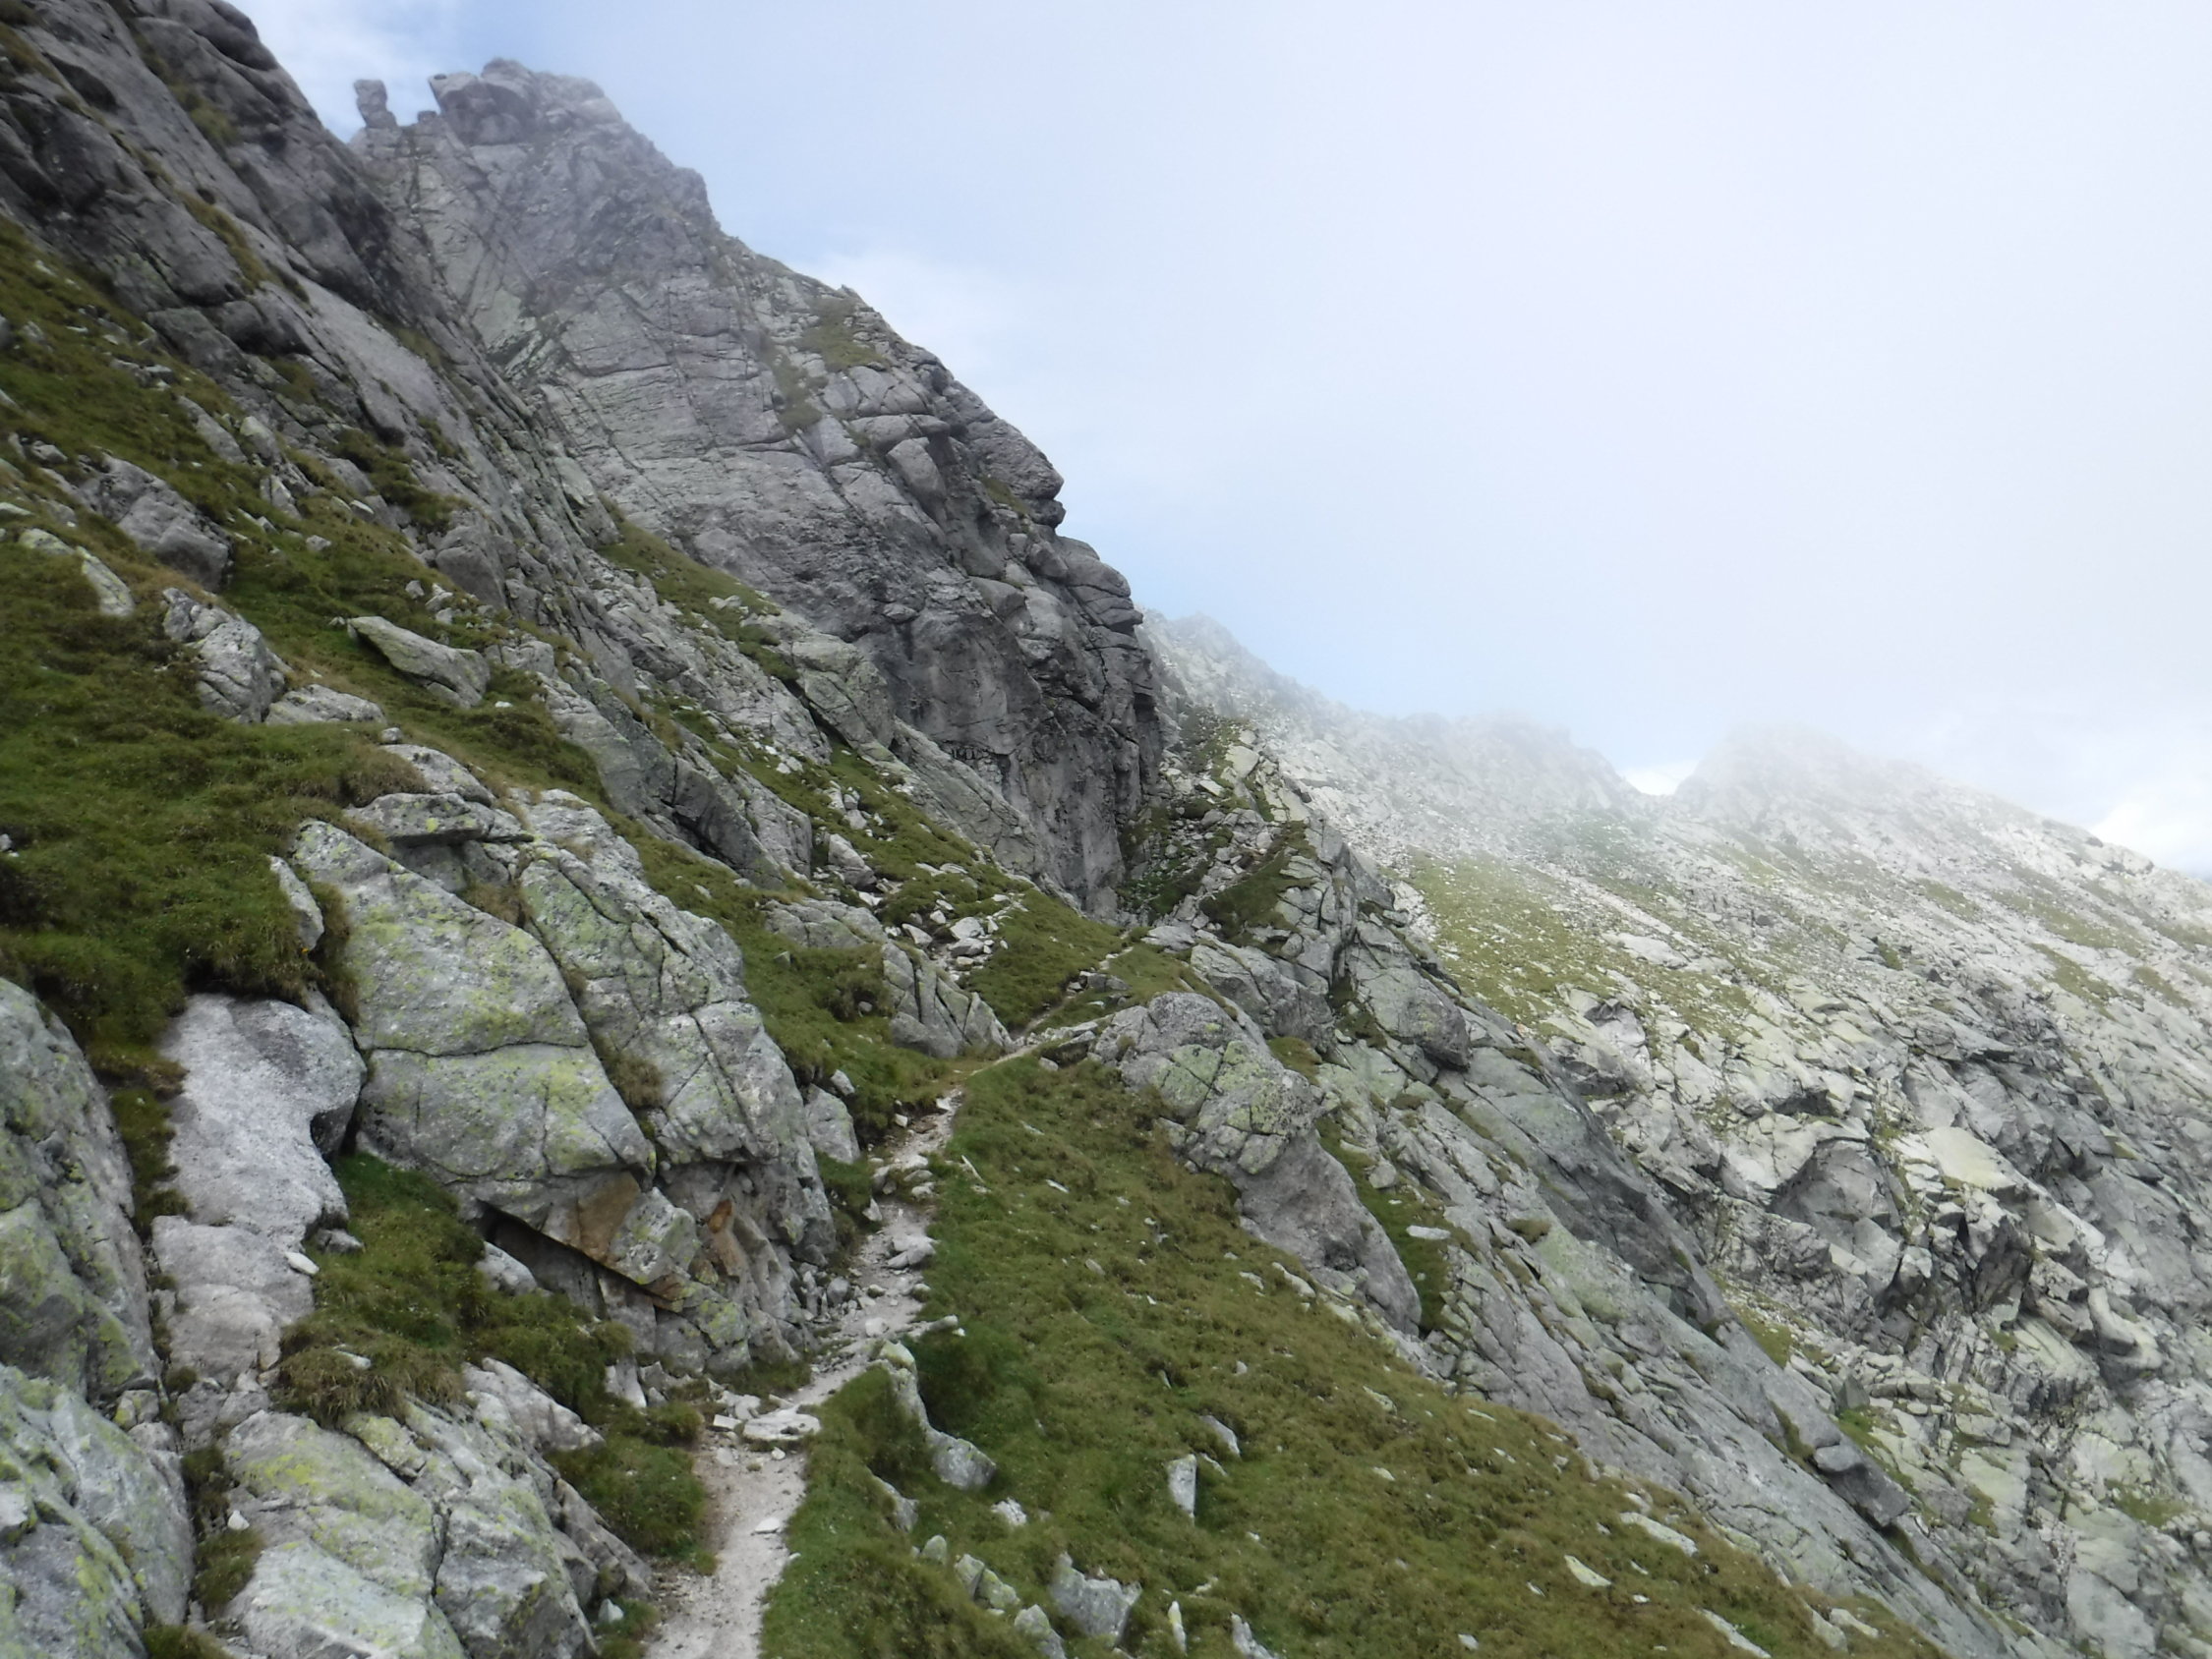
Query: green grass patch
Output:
[[278, 1156, 707, 1561], [1733, 1304, 1795, 1368], [1199, 828, 1310, 945], [1913, 881, 1980, 922], [1039, 943, 1216, 1031], [2110, 1485, 2189, 1530], [964, 890, 1124, 1030], [800, 295, 889, 372], [145, 1627, 232, 1659], [767, 1057, 1943, 1659], [0, 552, 420, 1073], [2029, 944, 2114, 1010], [182, 1442, 261, 1608], [109, 1086, 188, 1234]]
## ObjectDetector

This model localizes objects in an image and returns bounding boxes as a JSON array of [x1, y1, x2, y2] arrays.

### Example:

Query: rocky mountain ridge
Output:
[[0, 5, 2192, 1658], [1153, 612, 2212, 1659]]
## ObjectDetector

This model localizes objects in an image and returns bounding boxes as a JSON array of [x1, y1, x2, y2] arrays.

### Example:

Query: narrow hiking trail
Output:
[[647, 1092, 963, 1659]]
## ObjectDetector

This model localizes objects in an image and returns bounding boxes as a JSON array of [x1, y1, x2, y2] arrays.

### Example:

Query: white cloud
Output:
[[1624, 762, 1696, 797], [2095, 767, 2212, 876], [808, 247, 1039, 395], [242, 0, 465, 134]]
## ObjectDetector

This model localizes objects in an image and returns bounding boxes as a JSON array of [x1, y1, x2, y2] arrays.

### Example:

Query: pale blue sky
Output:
[[249, 1, 2212, 870]]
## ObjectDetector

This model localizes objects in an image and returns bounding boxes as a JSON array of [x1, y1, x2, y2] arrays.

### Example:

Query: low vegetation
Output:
[[279, 1156, 707, 1561], [766, 1057, 1939, 1659], [0, 552, 417, 1075]]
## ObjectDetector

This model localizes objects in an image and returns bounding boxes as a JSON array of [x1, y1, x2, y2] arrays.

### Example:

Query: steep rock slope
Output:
[[1155, 613, 2212, 1659], [353, 62, 1159, 909]]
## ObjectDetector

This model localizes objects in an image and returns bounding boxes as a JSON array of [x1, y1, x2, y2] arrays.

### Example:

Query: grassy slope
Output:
[[765, 1057, 1940, 1659], [0, 221, 1961, 1659]]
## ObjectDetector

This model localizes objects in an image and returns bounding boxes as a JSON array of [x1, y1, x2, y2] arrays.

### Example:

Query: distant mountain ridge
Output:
[[1156, 610, 2212, 1659]]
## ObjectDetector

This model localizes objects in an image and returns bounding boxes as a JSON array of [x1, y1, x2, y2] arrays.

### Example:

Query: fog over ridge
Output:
[[246, 0, 2212, 876]]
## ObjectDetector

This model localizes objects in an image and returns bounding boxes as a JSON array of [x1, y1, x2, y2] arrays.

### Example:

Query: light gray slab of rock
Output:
[[1012, 1603, 1067, 1658], [1231, 1613, 1286, 1659], [347, 792, 528, 846], [159, 993, 362, 1245], [0, 978, 155, 1399], [269, 856, 326, 949], [1095, 993, 1420, 1331], [879, 1348, 996, 1490], [349, 615, 492, 708], [228, 1410, 442, 1598], [1167, 1454, 1197, 1517], [1049, 1553, 1139, 1641], [160, 589, 289, 721], [804, 1088, 860, 1165], [383, 744, 495, 804], [235, 1538, 469, 1659], [881, 943, 1009, 1058], [266, 684, 386, 724], [0, 1361, 193, 1656], [477, 1243, 537, 1295], [81, 456, 231, 587], [151, 1219, 316, 1384], [462, 1360, 598, 1454], [434, 1469, 595, 1659]]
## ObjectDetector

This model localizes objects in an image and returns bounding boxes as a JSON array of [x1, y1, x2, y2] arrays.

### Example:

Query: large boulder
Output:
[[511, 798, 835, 1264], [79, 456, 232, 587], [228, 1410, 442, 1597], [1095, 995, 1419, 1329], [159, 992, 362, 1245], [880, 943, 1011, 1058], [1340, 928, 1470, 1069], [289, 822, 654, 1249], [235, 1540, 469, 1659], [0, 980, 154, 1400], [349, 615, 492, 708], [1190, 937, 1330, 1044], [160, 589, 288, 721], [0, 1363, 193, 1659], [1096, 994, 1323, 1176]]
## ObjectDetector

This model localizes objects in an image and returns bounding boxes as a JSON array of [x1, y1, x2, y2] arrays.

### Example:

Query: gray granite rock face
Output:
[[159, 992, 361, 1243], [1155, 621, 2212, 1657], [0, 11, 2143, 1650], [1094, 993, 1419, 1331], [291, 773, 836, 1373], [289, 820, 655, 1233], [0, 986, 188, 1659], [1111, 717, 2017, 1657], [356, 60, 1162, 911], [0, 1362, 193, 1659], [0, 981, 154, 1401], [222, 1403, 602, 1659], [77, 455, 231, 587]]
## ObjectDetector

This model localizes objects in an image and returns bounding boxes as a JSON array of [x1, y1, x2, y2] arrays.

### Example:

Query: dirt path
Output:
[[648, 1094, 962, 1659]]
